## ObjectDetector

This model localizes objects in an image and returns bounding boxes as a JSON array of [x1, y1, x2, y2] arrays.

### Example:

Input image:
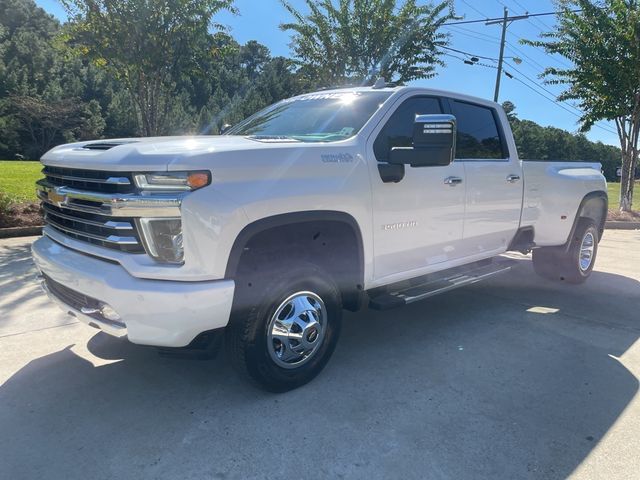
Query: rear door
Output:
[[448, 99, 523, 256], [367, 95, 467, 285]]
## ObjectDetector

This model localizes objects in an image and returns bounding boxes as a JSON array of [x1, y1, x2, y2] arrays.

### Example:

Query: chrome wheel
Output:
[[579, 231, 595, 272], [267, 291, 326, 369]]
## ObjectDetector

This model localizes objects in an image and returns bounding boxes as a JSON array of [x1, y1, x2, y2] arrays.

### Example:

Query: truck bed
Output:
[[520, 161, 605, 246]]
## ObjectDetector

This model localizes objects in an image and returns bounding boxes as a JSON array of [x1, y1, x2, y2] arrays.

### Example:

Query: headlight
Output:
[[138, 218, 184, 264], [134, 171, 210, 191]]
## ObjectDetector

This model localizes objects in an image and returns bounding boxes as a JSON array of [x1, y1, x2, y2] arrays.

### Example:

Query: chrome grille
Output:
[[37, 166, 184, 256], [43, 166, 134, 194], [38, 167, 146, 254], [42, 202, 144, 253]]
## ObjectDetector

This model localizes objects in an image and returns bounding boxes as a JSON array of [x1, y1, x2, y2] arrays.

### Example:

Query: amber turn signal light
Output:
[[187, 172, 211, 190]]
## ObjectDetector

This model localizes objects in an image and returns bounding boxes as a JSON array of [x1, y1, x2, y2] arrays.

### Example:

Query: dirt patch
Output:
[[607, 209, 640, 222], [0, 201, 43, 228]]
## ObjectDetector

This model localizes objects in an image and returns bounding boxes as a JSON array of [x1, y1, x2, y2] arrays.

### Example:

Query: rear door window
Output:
[[450, 101, 506, 160]]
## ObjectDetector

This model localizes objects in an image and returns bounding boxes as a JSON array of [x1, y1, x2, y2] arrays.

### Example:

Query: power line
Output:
[[441, 45, 498, 61], [442, 6, 616, 136], [504, 40, 547, 70], [444, 6, 597, 124], [442, 42, 618, 135], [444, 52, 498, 70], [502, 69, 618, 135], [505, 30, 573, 69], [444, 28, 564, 93], [443, 30, 570, 83], [481, 1, 574, 69], [504, 61, 582, 115], [460, 0, 487, 18], [442, 9, 582, 26], [450, 26, 573, 72], [503, 60, 602, 123], [510, 0, 555, 30], [454, 1, 572, 70], [498, 0, 548, 34], [443, 25, 500, 45]]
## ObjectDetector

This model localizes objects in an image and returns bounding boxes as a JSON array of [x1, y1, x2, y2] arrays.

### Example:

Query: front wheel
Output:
[[226, 265, 342, 392], [532, 218, 599, 284]]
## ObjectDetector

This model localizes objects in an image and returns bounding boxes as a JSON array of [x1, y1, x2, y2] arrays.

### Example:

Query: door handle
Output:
[[444, 176, 463, 186], [506, 174, 521, 183]]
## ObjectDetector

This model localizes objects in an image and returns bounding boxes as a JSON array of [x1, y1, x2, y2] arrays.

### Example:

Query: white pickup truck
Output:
[[32, 85, 607, 391]]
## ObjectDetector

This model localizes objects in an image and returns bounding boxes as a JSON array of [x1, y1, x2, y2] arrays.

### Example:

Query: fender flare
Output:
[[224, 210, 365, 286], [563, 190, 608, 251]]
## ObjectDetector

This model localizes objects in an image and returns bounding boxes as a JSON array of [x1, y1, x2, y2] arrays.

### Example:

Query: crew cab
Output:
[[32, 86, 608, 391]]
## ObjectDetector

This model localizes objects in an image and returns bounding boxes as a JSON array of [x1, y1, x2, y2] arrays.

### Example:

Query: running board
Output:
[[368, 258, 516, 311]]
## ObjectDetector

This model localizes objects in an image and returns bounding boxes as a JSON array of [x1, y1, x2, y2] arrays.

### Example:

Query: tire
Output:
[[532, 218, 599, 284], [226, 264, 342, 392]]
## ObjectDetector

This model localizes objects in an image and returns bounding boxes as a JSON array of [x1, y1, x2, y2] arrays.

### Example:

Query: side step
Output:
[[368, 258, 516, 311]]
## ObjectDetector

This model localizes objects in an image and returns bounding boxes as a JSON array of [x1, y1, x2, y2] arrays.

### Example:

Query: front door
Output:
[[367, 95, 466, 286]]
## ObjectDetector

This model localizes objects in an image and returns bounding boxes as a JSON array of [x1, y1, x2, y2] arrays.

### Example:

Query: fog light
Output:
[[100, 303, 121, 322]]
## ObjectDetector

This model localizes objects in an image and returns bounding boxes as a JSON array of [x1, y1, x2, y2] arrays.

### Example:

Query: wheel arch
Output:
[[565, 190, 608, 249], [225, 211, 365, 311]]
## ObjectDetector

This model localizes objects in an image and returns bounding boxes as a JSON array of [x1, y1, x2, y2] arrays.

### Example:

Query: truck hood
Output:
[[40, 136, 279, 171]]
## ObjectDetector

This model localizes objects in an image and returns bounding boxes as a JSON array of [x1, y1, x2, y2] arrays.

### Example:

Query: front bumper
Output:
[[32, 235, 235, 347]]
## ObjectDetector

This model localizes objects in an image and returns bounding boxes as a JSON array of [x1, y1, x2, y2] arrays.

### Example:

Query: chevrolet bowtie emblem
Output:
[[47, 190, 66, 207]]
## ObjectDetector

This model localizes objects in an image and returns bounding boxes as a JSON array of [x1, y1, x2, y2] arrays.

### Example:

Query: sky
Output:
[[35, 0, 620, 146]]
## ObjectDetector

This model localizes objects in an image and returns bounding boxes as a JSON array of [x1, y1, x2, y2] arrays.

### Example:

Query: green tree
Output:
[[60, 0, 236, 136], [0, 0, 113, 158], [4, 95, 105, 157], [526, 0, 640, 211], [187, 36, 304, 134], [280, 0, 454, 88]]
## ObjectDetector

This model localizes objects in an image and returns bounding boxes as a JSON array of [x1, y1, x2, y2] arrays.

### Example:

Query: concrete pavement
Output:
[[1, 231, 639, 479]]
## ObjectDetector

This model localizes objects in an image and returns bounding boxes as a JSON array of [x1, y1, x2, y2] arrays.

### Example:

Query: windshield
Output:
[[226, 91, 392, 142]]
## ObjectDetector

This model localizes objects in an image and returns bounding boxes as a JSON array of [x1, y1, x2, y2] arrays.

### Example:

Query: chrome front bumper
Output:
[[38, 273, 128, 338], [32, 235, 235, 348]]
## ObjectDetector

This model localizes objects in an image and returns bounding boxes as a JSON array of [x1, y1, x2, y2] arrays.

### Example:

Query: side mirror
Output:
[[389, 114, 456, 167]]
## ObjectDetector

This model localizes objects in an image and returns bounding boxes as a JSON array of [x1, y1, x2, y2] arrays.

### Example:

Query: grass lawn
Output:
[[0, 160, 43, 202], [607, 182, 639, 210]]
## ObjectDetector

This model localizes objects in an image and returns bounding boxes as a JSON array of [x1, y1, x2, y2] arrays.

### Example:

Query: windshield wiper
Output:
[[246, 135, 301, 142]]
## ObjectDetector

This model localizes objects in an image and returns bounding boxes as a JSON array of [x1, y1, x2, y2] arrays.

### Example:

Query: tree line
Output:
[[503, 102, 621, 180], [0, 0, 306, 158], [0, 0, 635, 189]]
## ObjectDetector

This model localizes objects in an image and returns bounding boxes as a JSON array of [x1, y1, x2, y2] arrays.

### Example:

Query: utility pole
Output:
[[486, 8, 529, 103], [494, 8, 508, 102]]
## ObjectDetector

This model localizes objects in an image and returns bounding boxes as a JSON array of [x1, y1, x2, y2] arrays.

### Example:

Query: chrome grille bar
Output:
[[37, 179, 182, 217], [45, 217, 139, 245], [44, 171, 131, 185], [42, 203, 134, 230]]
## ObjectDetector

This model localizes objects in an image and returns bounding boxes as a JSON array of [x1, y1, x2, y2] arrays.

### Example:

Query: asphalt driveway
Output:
[[1, 231, 639, 479]]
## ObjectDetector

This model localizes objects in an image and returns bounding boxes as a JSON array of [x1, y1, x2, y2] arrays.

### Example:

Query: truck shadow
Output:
[[1, 256, 639, 479]]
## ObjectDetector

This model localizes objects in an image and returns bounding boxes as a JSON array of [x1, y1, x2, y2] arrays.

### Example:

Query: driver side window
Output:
[[373, 97, 443, 162]]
